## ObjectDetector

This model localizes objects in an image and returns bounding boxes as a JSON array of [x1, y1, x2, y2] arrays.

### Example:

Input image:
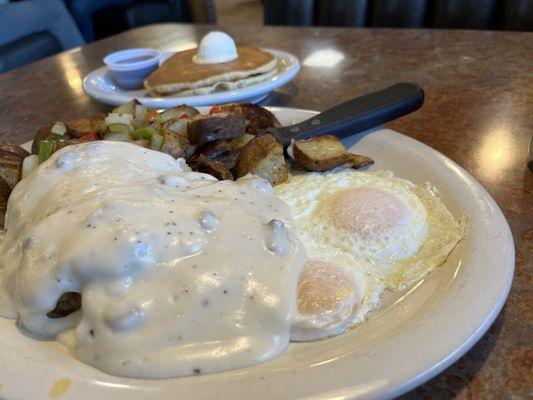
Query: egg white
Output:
[[277, 168, 465, 292]]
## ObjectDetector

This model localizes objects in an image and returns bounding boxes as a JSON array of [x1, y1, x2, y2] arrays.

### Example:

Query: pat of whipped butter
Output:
[[192, 31, 239, 64]]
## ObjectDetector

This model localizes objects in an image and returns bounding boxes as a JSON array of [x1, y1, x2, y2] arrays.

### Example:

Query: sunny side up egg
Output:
[[290, 245, 383, 341], [276, 168, 465, 341]]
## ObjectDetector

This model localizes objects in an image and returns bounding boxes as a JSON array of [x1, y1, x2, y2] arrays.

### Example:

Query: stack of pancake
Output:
[[144, 46, 278, 97]]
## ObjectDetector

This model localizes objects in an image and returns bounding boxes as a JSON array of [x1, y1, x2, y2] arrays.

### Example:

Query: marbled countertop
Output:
[[0, 24, 531, 399]]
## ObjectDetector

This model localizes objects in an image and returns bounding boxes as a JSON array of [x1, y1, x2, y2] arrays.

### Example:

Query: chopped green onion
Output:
[[38, 140, 56, 163], [37, 134, 66, 163], [151, 133, 164, 150], [130, 126, 157, 140], [108, 123, 129, 133]]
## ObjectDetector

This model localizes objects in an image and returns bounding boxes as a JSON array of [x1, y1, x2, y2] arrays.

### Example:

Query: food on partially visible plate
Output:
[[213, 103, 281, 134], [25, 101, 370, 190], [234, 133, 288, 185], [290, 135, 373, 172], [188, 112, 245, 144], [0, 141, 29, 227], [195, 139, 241, 171], [0, 148, 26, 188], [0, 176, 11, 228], [0, 102, 466, 379], [0, 141, 305, 378], [144, 32, 279, 97], [189, 153, 233, 180], [65, 113, 107, 138], [0, 141, 30, 159], [160, 106, 200, 123]]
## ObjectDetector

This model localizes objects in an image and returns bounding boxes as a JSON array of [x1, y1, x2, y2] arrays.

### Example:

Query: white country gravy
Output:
[[0, 141, 306, 378]]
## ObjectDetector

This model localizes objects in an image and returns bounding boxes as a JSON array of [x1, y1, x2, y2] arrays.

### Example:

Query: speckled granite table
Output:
[[0, 24, 531, 399]]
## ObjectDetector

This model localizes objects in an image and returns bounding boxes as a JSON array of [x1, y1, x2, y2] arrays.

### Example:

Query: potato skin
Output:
[[190, 154, 233, 180], [46, 292, 82, 318], [163, 118, 188, 137], [187, 113, 245, 145], [65, 113, 106, 138], [218, 103, 281, 134], [0, 175, 11, 228], [112, 99, 140, 115], [160, 105, 199, 123], [0, 150, 23, 189], [0, 142, 29, 159], [292, 135, 374, 172], [230, 133, 255, 150], [197, 139, 239, 170], [292, 135, 348, 172], [347, 153, 374, 169], [160, 128, 189, 159], [234, 134, 288, 185], [293, 146, 348, 172]]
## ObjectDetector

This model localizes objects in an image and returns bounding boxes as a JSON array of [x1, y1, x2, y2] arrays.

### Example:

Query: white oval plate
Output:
[[0, 108, 514, 400], [82, 49, 300, 108]]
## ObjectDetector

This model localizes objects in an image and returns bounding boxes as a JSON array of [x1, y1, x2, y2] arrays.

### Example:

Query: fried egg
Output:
[[276, 168, 465, 292], [290, 245, 382, 341]]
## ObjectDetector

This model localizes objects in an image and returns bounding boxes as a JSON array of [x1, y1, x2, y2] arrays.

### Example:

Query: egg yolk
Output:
[[327, 187, 411, 238], [297, 259, 356, 317]]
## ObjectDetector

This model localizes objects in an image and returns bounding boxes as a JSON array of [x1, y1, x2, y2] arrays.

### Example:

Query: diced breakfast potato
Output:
[[0, 149, 23, 188], [133, 139, 150, 148], [292, 135, 349, 172], [292, 135, 374, 172], [160, 105, 199, 123], [112, 99, 140, 116], [230, 133, 255, 150], [28, 102, 374, 187], [112, 100, 152, 126], [217, 103, 281, 134], [160, 128, 189, 159], [234, 134, 288, 185], [347, 153, 374, 169], [46, 292, 82, 318], [0, 175, 11, 228], [190, 154, 233, 180], [65, 113, 107, 138], [163, 118, 188, 137], [197, 140, 239, 170], [0, 142, 30, 159], [187, 113, 245, 145]]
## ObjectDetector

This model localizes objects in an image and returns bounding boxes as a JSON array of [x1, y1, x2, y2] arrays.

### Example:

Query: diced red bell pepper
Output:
[[147, 109, 158, 122], [209, 106, 222, 114], [78, 131, 101, 142]]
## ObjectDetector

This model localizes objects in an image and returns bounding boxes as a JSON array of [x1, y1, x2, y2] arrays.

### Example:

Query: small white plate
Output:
[[82, 49, 300, 108], [1, 108, 514, 399]]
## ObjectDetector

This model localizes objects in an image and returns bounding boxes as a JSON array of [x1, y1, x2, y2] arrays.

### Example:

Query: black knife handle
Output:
[[272, 83, 424, 146]]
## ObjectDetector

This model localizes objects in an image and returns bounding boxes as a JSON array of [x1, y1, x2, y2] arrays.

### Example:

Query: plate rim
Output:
[[260, 109, 515, 399], [82, 48, 300, 108], [2, 107, 514, 400]]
